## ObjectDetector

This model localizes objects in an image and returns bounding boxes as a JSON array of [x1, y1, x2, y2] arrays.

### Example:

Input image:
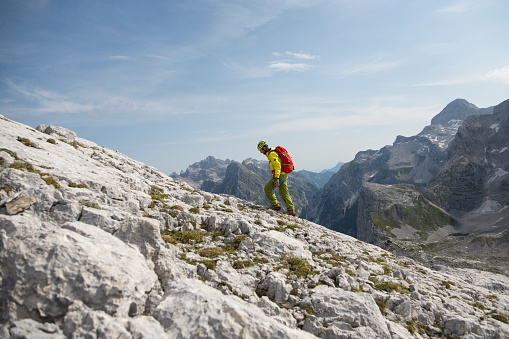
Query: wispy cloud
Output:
[[269, 51, 318, 72], [437, 0, 484, 14], [484, 65, 509, 84], [273, 52, 318, 60], [340, 55, 399, 77], [269, 62, 312, 72], [276, 104, 438, 132], [5, 79, 95, 114], [145, 54, 170, 61]]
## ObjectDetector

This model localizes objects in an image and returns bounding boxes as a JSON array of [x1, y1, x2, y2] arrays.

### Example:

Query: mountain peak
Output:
[[431, 99, 493, 127]]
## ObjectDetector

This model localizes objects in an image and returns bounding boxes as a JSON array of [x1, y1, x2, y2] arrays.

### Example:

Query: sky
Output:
[[1, 0, 508, 174]]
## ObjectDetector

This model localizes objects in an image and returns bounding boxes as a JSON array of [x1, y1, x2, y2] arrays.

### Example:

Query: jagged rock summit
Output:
[[1, 115, 509, 338]]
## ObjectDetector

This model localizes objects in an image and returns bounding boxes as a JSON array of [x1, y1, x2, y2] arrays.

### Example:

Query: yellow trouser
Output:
[[264, 173, 294, 211]]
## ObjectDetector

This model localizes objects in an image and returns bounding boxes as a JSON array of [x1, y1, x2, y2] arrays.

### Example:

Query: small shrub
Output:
[[17, 137, 37, 148], [169, 205, 184, 211], [492, 313, 508, 324], [281, 255, 317, 278], [472, 302, 485, 310], [345, 269, 356, 277], [42, 176, 60, 189], [190, 206, 200, 214], [161, 235, 177, 245], [233, 260, 254, 269], [253, 257, 269, 264], [10, 161, 37, 173], [150, 185, 169, 203], [442, 280, 455, 289], [201, 260, 217, 270], [374, 281, 410, 294], [68, 181, 89, 189], [375, 299, 387, 315], [486, 295, 498, 302], [302, 306, 315, 315], [47, 138, 56, 144], [163, 230, 206, 244], [0, 184, 13, 195], [69, 141, 86, 149], [197, 247, 225, 258], [79, 201, 102, 209], [211, 230, 224, 240], [0, 148, 19, 159]]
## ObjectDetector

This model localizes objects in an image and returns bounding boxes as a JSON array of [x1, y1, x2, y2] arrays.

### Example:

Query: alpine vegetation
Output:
[[1, 115, 508, 338]]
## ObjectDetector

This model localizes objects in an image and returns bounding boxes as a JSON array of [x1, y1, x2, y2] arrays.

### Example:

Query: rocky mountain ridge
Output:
[[301, 99, 495, 237], [1, 115, 509, 338], [307, 98, 508, 274]]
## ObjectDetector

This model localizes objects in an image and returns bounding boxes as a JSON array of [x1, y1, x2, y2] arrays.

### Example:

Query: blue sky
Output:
[[1, 0, 508, 174]]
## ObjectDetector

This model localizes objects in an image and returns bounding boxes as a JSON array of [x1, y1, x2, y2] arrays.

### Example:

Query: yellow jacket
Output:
[[266, 148, 284, 178]]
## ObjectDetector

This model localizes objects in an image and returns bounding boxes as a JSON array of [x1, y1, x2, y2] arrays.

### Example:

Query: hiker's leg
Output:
[[264, 178, 279, 206], [278, 173, 295, 211]]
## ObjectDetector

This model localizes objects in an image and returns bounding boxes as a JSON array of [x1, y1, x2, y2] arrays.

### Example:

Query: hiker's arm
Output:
[[269, 153, 282, 179]]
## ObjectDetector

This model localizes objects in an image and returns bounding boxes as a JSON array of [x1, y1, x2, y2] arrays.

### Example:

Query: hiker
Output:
[[257, 140, 295, 216]]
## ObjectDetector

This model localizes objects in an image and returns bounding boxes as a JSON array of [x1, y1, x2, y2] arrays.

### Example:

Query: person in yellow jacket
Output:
[[257, 140, 295, 216]]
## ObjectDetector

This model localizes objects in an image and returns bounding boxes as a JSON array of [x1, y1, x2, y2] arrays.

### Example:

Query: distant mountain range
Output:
[[303, 98, 509, 273], [172, 158, 343, 215]]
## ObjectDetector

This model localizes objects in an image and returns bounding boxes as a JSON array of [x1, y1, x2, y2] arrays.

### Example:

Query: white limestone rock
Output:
[[153, 279, 316, 339]]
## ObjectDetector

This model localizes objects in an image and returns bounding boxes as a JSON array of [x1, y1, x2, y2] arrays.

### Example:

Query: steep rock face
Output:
[[2, 116, 509, 338], [353, 99, 509, 274], [357, 182, 455, 245], [302, 99, 494, 237], [427, 99, 509, 231]]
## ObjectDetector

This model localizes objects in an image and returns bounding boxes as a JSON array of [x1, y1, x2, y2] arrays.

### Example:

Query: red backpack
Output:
[[273, 146, 294, 173]]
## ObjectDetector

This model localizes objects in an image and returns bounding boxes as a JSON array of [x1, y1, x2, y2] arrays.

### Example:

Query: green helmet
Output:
[[257, 140, 267, 151]]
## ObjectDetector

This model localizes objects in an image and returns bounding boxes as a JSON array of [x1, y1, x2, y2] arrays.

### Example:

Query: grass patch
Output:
[[79, 200, 102, 209], [0, 148, 19, 160], [233, 260, 254, 269], [373, 281, 410, 294], [17, 137, 37, 148], [161, 230, 206, 244], [189, 206, 200, 214], [491, 313, 508, 324], [197, 247, 225, 258], [442, 280, 455, 289], [281, 255, 317, 278], [375, 299, 387, 315], [0, 185, 13, 195], [302, 306, 315, 315], [149, 185, 169, 203], [68, 181, 89, 189], [253, 257, 269, 264], [42, 176, 60, 189], [10, 161, 37, 173]]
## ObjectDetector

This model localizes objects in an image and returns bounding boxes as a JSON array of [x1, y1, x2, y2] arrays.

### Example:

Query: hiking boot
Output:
[[269, 204, 281, 211], [287, 210, 296, 216]]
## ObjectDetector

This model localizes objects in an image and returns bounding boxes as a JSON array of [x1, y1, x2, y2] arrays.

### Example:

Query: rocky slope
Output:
[[302, 99, 494, 237], [1, 116, 509, 338]]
